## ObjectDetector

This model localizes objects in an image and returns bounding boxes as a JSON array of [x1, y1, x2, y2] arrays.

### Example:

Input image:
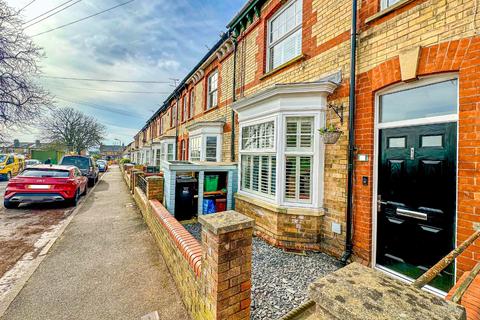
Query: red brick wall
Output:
[[353, 36, 480, 277]]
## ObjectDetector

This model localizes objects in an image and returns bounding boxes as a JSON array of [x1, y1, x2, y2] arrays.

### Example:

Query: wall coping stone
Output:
[[309, 262, 466, 319], [146, 175, 162, 181], [199, 210, 254, 235]]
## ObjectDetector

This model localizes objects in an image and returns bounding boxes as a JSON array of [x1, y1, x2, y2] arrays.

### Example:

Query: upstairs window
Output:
[[267, 0, 303, 71], [189, 90, 195, 119], [207, 71, 218, 109], [380, 0, 402, 10], [182, 96, 187, 122]]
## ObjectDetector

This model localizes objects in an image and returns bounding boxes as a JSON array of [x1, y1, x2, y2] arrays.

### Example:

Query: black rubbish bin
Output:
[[175, 175, 197, 221]]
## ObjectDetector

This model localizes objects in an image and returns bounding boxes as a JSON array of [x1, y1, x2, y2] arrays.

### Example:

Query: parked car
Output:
[[3, 165, 88, 209], [25, 159, 41, 168], [96, 160, 108, 172], [59, 155, 99, 187], [0, 154, 24, 180]]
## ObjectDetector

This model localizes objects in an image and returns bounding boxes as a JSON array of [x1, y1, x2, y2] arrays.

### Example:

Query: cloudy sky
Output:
[[7, 0, 244, 145]]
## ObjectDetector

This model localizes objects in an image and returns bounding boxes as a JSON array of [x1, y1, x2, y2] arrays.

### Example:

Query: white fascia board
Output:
[[187, 121, 225, 136], [233, 81, 337, 122]]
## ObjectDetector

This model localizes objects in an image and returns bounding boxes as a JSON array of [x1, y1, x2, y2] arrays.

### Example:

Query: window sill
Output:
[[235, 192, 324, 217], [203, 105, 219, 115], [260, 54, 306, 81], [365, 0, 416, 24]]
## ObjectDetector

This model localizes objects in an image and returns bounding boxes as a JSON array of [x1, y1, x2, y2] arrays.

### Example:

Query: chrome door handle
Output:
[[396, 208, 428, 221]]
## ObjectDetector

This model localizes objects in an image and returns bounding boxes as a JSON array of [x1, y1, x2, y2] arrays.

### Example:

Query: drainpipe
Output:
[[175, 93, 179, 161], [230, 38, 238, 162], [340, 0, 358, 265]]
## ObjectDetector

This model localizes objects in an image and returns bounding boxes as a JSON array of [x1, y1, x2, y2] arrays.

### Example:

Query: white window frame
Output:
[[266, 0, 303, 72], [238, 112, 322, 208], [380, 0, 402, 10], [188, 134, 222, 162], [182, 96, 188, 122], [189, 136, 202, 161], [189, 90, 195, 119], [283, 116, 314, 204], [240, 118, 277, 153], [207, 70, 218, 110]]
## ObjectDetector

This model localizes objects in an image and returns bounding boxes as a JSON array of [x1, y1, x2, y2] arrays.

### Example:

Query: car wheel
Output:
[[4, 200, 19, 209], [81, 184, 88, 196], [68, 189, 80, 207]]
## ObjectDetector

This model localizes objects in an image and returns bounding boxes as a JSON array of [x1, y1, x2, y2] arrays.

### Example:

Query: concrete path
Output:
[[1, 167, 190, 320]]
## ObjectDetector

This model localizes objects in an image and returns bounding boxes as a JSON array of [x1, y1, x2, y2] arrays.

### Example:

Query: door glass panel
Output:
[[421, 135, 443, 147], [380, 80, 457, 123], [388, 137, 406, 148]]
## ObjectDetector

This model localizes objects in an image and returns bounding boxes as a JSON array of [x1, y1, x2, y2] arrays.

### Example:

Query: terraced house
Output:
[[130, 0, 480, 295]]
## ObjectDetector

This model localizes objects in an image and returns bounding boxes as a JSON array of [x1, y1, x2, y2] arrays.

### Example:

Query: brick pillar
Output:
[[199, 211, 254, 320], [146, 175, 164, 202], [131, 170, 144, 194]]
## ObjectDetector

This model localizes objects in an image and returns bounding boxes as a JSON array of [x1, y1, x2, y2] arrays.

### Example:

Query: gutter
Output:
[[340, 0, 358, 265], [230, 39, 238, 162]]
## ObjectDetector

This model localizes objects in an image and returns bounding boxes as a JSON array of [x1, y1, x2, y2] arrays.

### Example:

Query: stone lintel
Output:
[[199, 210, 254, 235], [308, 262, 466, 320]]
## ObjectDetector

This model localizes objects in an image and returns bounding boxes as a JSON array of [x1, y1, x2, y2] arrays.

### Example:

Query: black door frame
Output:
[[372, 75, 459, 295]]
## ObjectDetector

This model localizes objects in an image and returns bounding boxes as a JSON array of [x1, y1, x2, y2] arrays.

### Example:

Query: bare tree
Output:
[[42, 107, 106, 154], [0, 0, 52, 139]]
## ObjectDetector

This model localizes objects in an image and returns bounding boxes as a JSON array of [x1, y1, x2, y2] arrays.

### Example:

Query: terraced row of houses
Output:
[[125, 0, 480, 294]]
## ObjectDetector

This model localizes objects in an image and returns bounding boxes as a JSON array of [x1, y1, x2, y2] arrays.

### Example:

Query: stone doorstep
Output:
[[308, 263, 466, 320]]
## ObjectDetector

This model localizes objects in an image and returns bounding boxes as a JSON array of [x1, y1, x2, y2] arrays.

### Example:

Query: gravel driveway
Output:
[[184, 222, 341, 320]]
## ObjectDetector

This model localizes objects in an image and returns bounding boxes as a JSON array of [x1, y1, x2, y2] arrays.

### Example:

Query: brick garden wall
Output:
[[129, 173, 254, 320]]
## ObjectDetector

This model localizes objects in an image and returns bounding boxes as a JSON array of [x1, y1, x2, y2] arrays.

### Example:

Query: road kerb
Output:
[[0, 171, 109, 317]]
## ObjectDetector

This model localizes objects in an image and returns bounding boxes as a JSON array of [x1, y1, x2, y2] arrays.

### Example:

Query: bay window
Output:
[[189, 135, 221, 162], [284, 117, 314, 203], [187, 121, 224, 163], [267, 0, 303, 71], [234, 81, 338, 210], [190, 136, 201, 161], [207, 71, 218, 109], [205, 136, 218, 162]]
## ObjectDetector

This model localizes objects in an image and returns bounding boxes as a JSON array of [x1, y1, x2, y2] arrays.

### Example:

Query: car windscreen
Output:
[[19, 169, 70, 178], [26, 160, 38, 165], [61, 157, 90, 169], [0, 155, 6, 163]]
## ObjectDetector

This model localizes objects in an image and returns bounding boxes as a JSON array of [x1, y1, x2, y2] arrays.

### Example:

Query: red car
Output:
[[3, 165, 88, 209]]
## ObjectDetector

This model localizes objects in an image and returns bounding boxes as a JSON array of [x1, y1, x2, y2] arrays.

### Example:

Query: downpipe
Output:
[[230, 38, 238, 162], [340, 0, 358, 266]]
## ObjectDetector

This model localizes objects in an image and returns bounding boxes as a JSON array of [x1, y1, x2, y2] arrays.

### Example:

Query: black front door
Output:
[[377, 123, 457, 291]]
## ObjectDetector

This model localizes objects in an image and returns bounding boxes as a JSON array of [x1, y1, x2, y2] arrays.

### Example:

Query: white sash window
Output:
[[267, 0, 303, 71]]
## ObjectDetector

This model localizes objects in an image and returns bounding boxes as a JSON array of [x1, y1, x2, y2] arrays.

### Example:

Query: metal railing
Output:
[[136, 175, 148, 195]]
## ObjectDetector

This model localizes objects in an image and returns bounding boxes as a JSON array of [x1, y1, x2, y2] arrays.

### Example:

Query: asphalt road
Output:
[[0, 181, 6, 198]]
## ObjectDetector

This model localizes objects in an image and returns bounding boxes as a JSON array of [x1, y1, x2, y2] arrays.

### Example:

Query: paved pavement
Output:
[[1, 167, 190, 320]]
